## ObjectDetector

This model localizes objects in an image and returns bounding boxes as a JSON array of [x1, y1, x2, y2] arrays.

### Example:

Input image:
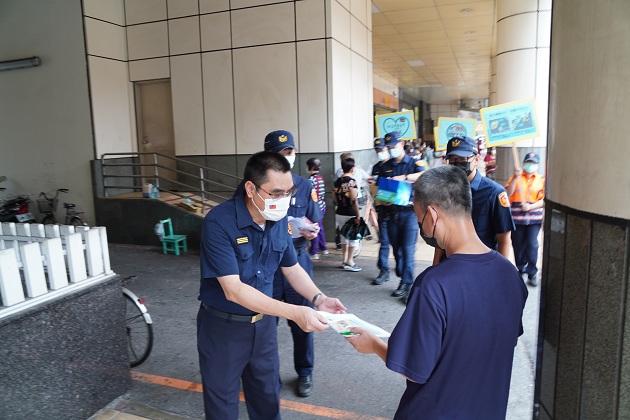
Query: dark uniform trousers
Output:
[[513, 223, 541, 277], [273, 246, 314, 377], [386, 206, 418, 285], [197, 305, 281, 420]]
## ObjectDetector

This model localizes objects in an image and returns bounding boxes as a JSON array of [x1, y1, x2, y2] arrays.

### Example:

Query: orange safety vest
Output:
[[506, 173, 545, 204]]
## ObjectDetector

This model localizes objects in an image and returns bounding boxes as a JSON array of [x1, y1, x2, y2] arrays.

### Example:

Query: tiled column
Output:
[[535, 1, 630, 418], [491, 0, 551, 185]]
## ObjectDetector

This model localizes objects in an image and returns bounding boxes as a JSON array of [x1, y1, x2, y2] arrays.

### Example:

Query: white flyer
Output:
[[318, 311, 391, 338]]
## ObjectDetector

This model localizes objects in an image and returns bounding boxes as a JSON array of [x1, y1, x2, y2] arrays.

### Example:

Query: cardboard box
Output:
[[375, 178, 413, 206]]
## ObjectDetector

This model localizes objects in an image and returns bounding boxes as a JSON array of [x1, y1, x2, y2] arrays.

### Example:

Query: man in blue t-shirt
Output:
[[346, 165, 528, 419]]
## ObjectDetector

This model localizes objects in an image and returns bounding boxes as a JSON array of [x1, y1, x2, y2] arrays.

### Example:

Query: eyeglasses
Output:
[[255, 184, 298, 199]]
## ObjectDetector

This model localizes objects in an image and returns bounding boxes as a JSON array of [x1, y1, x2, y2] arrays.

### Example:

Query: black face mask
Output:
[[419, 209, 439, 248], [450, 161, 473, 176]]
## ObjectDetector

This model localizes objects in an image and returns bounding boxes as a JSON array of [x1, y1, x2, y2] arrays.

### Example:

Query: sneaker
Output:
[[310, 253, 320, 260], [373, 270, 390, 285], [321, 250, 329, 255], [340, 262, 349, 269], [391, 282, 411, 298], [343, 264, 362, 272], [296, 374, 313, 397], [527, 274, 539, 287], [336, 244, 342, 250]]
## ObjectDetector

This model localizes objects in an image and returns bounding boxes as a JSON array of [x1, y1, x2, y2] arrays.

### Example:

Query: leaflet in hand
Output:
[[288, 216, 320, 238], [318, 311, 391, 338]]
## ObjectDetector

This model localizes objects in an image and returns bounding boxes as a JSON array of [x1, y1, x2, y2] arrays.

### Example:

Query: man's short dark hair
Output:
[[244, 151, 291, 187], [413, 165, 472, 217], [341, 158, 355, 174]]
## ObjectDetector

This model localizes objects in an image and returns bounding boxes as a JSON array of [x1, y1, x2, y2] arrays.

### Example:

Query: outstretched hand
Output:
[[345, 327, 379, 354], [290, 306, 330, 332], [317, 297, 347, 314]]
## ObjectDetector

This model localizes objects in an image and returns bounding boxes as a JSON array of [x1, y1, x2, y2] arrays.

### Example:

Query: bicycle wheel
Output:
[[124, 293, 154, 367], [69, 216, 87, 227], [41, 215, 55, 225]]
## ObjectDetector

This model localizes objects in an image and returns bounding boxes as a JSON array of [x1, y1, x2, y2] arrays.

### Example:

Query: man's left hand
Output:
[[317, 297, 346, 314]]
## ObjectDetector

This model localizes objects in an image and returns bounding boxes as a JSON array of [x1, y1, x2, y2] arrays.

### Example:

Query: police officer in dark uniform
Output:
[[371, 138, 395, 285], [376, 131, 424, 299], [198, 151, 345, 420], [430, 136, 515, 265], [263, 130, 323, 397]]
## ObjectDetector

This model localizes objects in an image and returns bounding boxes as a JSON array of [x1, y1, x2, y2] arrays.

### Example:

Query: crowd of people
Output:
[[197, 128, 543, 419]]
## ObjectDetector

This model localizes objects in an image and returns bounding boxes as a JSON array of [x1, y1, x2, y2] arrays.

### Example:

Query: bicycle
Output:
[[123, 276, 154, 367], [38, 188, 88, 226]]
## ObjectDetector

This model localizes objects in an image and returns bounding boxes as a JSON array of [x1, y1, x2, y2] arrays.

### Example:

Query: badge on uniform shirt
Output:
[[236, 236, 249, 244], [498, 191, 510, 208], [311, 188, 317, 202]]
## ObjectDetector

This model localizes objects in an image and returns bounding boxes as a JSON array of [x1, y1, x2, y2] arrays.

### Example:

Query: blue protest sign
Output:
[[375, 110, 417, 140]]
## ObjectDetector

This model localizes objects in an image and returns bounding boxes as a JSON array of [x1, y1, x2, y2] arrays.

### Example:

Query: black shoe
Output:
[[527, 274, 539, 287], [297, 374, 313, 397], [391, 282, 411, 298], [373, 270, 390, 285], [402, 293, 409, 305]]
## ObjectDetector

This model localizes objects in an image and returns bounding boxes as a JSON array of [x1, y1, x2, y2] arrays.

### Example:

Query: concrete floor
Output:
[[91, 238, 539, 419]]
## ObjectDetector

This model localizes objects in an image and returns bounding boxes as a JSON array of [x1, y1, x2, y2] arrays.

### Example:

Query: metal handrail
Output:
[[100, 152, 241, 214]]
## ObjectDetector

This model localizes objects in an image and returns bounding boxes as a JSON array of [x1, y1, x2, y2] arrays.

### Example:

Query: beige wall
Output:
[[547, 0, 630, 219], [83, 0, 373, 158], [0, 0, 95, 221]]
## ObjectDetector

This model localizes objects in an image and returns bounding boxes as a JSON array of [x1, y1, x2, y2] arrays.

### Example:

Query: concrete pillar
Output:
[[535, 1, 630, 418], [490, 0, 551, 185]]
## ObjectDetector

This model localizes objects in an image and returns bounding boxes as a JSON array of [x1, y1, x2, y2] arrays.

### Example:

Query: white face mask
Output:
[[389, 147, 402, 159], [377, 151, 389, 161], [523, 163, 538, 174], [284, 155, 295, 169], [252, 191, 291, 221]]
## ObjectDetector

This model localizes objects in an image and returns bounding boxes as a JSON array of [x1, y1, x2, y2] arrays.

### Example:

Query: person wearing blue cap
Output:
[[375, 131, 425, 300], [505, 152, 545, 286], [371, 138, 395, 285], [232, 130, 324, 398], [264, 130, 324, 396], [198, 151, 346, 420], [426, 136, 515, 274]]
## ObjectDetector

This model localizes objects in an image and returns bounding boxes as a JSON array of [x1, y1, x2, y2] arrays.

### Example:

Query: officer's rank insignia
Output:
[[311, 188, 317, 202], [452, 139, 461, 147], [498, 192, 509, 208], [236, 236, 249, 244], [279, 135, 288, 143]]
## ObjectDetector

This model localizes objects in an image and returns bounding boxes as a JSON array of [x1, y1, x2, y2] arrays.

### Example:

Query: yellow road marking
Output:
[[131, 371, 388, 420]]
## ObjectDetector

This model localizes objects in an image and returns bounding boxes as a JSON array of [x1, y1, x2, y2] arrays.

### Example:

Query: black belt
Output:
[[392, 205, 414, 212], [202, 303, 263, 323]]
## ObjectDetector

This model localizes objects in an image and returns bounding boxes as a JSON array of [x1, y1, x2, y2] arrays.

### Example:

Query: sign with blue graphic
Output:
[[375, 110, 417, 140], [480, 99, 539, 146], [435, 118, 476, 151]]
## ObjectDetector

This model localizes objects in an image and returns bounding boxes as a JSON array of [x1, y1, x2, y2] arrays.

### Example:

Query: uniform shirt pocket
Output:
[[235, 243, 255, 283]]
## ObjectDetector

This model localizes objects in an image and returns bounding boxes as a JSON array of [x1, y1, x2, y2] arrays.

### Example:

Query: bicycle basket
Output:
[[37, 198, 57, 213]]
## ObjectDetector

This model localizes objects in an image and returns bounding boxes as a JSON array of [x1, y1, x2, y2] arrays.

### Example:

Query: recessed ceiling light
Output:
[[407, 60, 425, 67], [465, 39, 476, 43], [383, 59, 390, 62], [464, 31, 476, 35], [460, 8, 473, 13]]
